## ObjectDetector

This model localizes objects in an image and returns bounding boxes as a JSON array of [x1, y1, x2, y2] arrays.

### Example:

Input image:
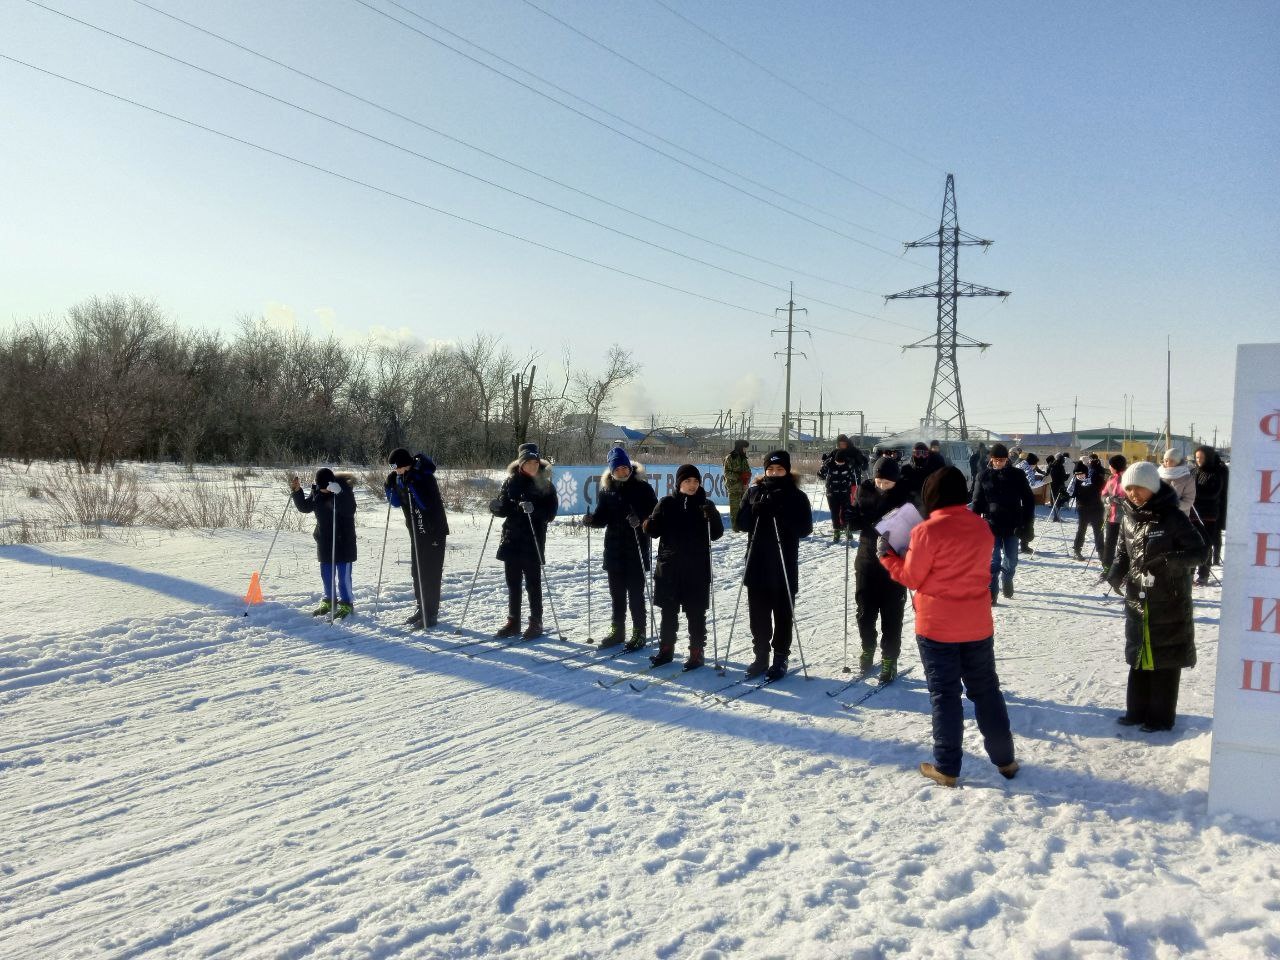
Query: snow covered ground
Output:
[[2, 470, 1279, 959]]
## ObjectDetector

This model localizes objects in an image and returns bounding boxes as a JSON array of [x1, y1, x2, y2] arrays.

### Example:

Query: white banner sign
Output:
[[1208, 343, 1280, 822]]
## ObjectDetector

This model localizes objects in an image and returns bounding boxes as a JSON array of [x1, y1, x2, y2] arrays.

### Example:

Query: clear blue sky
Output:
[[2, 0, 1276, 444]]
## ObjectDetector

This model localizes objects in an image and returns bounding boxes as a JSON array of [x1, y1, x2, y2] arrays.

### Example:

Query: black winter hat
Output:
[[315, 467, 336, 487], [913, 441, 928, 452], [388, 448, 413, 468], [764, 449, 791, 471], [517, 442, 541, 463], [873, 456, 900, 481], [1074, 461, 1088, 475], [989, 442, 1010, 459], [1025, 453, 1039, 466], [836, 433, 850, 444], [922, 467, 969, 515], [675, 464, 701, 487], [734, 439, 749, 452]]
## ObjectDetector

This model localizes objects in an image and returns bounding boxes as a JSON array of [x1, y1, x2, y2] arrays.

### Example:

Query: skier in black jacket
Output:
[[290, 467, 358, 619], [970, 443, 1036, 603], [1107, 461, 1207, 731], [1192, 445, 1229, 583], [643, 463, 724, 669], [385, 448, 450, 629], [901, 441, 946, 499], [489, 443, 558, 639], [818, 435, 858, 543], [1069, 458, 1105, 561], [1046, 454, 1068, 522], [582, 447, 658, 650], [736, 450, 814, 680], [846, 456, 919, 682]]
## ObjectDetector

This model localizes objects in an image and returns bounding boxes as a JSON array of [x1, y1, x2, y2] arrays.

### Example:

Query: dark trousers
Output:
[[1125, 667, 1181, 729], [1020, 516, 1035, 551], [410, 534, 446, 621], [917, 636, 1015, 778], [1196, 517, 1222, 577], [660, 604, 707, 648], [1102, 521, 1120, 571], [990, 532, 1020, 593], [1049, 483, 1067, 520], [855, 580, 906, 659], [606, 567, 646, 628], [747, 585, 794, 662], [504, 556, 542, 620], [1074, 511, 1104, 557], [826, 493, 848, 530]]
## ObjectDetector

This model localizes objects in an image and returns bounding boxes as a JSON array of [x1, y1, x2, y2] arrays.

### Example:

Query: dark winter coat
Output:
[[645, 487, 724, 609], [1192, 448, 1229, 522], [846, 479, 920, 574], [582, 467, 658, 574], [491, 459, 558, 564], [901, 451, 946, 497], [385, 455, 450, 540], [736, 472, 813, 592], [970, 464, 1036, 536], [1047, 458, 1067, 486], [1107, 482, 1208, 670], [818, 448, 858, 498], [293, 473, 358, 563], [1068, 470, 1104, 519]]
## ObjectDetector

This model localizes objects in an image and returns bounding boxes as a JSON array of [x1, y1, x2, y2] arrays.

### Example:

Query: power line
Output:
[[122, 0, 887, 300], [518, 0, 932, 220], [648, 0, 945, 176], [23, 1, 924, 338], [0, 53, 907, 347], [350, 0, 926, 261]]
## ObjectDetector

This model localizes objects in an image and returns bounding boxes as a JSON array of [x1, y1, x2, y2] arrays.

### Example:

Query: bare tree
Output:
[[574, 344, 640, 460], [455, 333, 513, 461]]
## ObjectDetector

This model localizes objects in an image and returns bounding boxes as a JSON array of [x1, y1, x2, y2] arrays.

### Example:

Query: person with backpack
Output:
[[643, 464, 724, 669], [290, 467, 358, 619], [1107, 461, 1207, 732], [489, 443, 558, 639], [582, 447, 658, 650], [818, 434, 858, 542], [385, 448, 449, 628], [736, 450, 813, 681]]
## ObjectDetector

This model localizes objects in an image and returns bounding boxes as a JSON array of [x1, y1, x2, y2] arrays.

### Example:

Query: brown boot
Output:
[[682, 645, 705, 670], [998, 761, 1020, 780], [521, 617, 544, 640], [494, 617, 520, 639], [919, 762, 957, 787]]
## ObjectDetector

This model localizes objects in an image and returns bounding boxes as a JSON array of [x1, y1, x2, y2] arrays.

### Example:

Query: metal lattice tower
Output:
[[886, 174, 1009, 440]]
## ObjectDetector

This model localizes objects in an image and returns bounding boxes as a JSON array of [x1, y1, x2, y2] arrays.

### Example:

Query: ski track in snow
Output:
[[1, 498, 1278, 960]]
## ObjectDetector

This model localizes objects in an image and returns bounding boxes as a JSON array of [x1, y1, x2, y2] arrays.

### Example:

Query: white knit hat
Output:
[[1121, 460, 1161, 493]]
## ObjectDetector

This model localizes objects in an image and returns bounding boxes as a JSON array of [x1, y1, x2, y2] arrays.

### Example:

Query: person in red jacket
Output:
[[880, 467, 1019, 787]]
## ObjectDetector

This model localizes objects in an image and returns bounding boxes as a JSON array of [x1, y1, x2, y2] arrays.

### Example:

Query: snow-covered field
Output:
[[2, 466, 1278, 959]]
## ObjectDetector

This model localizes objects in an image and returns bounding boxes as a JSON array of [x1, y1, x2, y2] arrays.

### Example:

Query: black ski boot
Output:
[[404, 608, 424, 628], [745, 656, 769, 678], [494, 617, 521, 639], [598, 623, 624, 649], [649, 640, 676, 667], [765, 658, 789, 682], [682, 645, 705, 671]]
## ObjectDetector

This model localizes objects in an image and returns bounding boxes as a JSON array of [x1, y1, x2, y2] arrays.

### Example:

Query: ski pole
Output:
[[720, 516, 759, 674], [329, 494, 337, 625], [707, 516, 719, 669], [632, 524, 657, 639], [454, 513, 495, 635], [773, 516, 808, 679], [408, 497, 431, 629], [243, 492, 292, 616], [526, 507, 565, 640], [373, 498, 392, 617], [842, 518, 851, 673], [586, 520, 594, 642]]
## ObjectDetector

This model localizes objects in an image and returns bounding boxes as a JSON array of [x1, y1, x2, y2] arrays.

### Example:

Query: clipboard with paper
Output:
[[874, 502, 924, 555]]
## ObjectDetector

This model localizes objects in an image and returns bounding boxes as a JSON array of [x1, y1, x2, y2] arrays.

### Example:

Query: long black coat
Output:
[[846, 479, 919, 578], [1107, 483, 1207, 670], [293, 474, 358, 563], [583, 469, 658, 574], [1193, 449, 1229, 522], [736, 473, 813, 592], [492, 460, 558, 563], [385, 455, 450, 540], [970, 464, 1035, 536], [645, 488, 724, 609]]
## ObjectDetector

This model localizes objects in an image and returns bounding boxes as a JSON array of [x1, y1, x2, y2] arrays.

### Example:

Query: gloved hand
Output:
[[520, 501, 535, 515], [627, 511, 642, 529], [876, 536, 896, 559], [385, 470, 398, 488], [702, 503, 718, 521], [582, 512, 595, 526], [751, 489, 775, 518], [326, 481, 342, 495], [489, 497, 504, 515]]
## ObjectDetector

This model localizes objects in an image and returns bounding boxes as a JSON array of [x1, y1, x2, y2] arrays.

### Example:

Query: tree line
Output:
[[0, 296, 639, 473]]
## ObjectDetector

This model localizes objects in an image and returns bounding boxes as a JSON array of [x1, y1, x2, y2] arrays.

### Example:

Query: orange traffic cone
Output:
[[244, 571, 264, 605]]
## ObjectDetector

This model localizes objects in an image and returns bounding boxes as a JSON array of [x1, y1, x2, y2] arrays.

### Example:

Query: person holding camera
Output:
[[582, 447, 658, 650], [489, 443, 558, 639], [384, 448, 449, 629], [290, 467, 358, 619], [1107, 461, 1207, 732]]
